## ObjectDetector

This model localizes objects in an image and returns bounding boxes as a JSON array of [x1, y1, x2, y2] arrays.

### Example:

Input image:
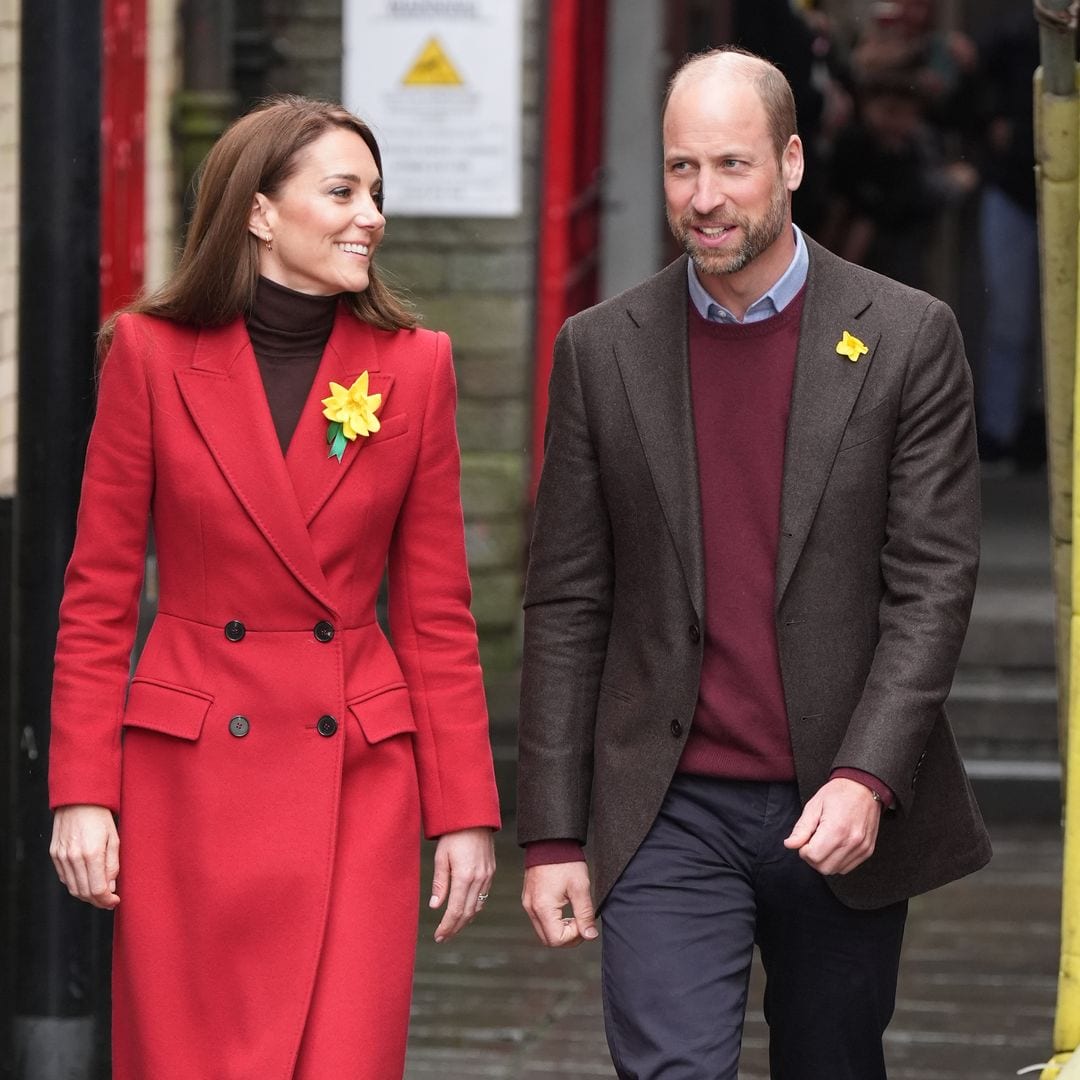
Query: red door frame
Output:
[[530, 0, 608, 500], [101, 0, 147, 320]]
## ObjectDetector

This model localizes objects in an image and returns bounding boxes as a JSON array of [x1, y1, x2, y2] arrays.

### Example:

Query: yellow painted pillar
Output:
[[1045, 604, 1080, 1076], [1037, 67, 1080, 768], [1040, 59, 1080, 1077]]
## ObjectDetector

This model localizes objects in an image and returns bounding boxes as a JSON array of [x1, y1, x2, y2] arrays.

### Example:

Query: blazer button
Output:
[[671, 718, 683, 738], [229, 715, 250, 738], [317, 715, 338, 738], [689, 624, 700, 644], [313, 621, 335, 643], [224, 620, 246, 642]]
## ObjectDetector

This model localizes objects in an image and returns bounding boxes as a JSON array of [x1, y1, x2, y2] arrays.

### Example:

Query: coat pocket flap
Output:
[[123, 678, 213, 741], [347, 684, 416, 744]]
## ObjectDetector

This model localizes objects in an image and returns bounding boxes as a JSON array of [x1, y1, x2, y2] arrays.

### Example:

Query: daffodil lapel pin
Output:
[[321, 371, 383, 462], [835, 330, 869, 363]]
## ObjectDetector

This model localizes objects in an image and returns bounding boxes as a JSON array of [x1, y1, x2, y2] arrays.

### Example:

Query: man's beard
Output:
[[668, 178, 788, 277]]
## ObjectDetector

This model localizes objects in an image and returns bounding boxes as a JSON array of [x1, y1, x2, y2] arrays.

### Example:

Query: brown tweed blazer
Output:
[[517, 237, 991, 911]]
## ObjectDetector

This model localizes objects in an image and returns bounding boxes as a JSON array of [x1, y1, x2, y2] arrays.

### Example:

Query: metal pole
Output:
[[2, 497, 15, 1079], [12, 1, 105, 1078], [531, 0, 580, 501], [1039, 0, 1079, 95]]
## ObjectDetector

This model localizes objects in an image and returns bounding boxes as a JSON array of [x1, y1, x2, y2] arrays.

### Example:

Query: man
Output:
[[517, 47, 989, 1080]]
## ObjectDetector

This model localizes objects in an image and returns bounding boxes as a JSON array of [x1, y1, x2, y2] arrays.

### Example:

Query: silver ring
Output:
[[477, 892, 489, 904]]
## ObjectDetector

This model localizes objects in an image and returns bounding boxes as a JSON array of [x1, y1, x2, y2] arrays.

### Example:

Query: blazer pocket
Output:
[[366, 412, 409, 445], [347, 683, 417, 744], [837, 399, 893, 453], [123, 677, 213, 741]]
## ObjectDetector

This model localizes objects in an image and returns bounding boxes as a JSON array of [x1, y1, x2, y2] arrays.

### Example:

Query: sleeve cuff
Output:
[[831, 767, 895, 809], [524, 839, 587, 868]]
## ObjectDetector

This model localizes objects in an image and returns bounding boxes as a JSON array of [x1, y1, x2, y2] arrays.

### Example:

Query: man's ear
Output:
[[781, 135, 805, 193], [248, 192, 273, 241]]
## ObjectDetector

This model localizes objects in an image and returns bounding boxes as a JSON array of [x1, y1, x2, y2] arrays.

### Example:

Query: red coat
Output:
[[49, 307, 501, 1080]]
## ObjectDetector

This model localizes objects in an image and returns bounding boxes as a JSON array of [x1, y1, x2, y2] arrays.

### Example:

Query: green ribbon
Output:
[[327, 420, 348, 462]]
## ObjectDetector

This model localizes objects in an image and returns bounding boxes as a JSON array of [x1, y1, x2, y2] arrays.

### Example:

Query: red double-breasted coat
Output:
[[49, 307, 501, 1079]]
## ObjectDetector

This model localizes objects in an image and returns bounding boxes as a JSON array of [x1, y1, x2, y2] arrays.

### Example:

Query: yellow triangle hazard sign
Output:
[[402, 37, 463, 86]]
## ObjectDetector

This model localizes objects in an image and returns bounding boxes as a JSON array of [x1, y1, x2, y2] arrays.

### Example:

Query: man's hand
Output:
[[783, 777, 883, 876], [522, 861, 598, 947]]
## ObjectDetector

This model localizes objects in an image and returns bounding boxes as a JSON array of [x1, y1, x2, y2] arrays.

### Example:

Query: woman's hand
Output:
[[428, 827, 495, 943], [50, 805, 120, 909]]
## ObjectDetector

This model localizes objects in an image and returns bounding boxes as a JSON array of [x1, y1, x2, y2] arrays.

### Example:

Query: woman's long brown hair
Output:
[[99, 95, 417, 354]]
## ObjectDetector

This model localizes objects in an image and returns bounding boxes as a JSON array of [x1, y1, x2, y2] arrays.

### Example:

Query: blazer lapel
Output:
[[614, 258, 706, 619], [175, 319, 339, 616], [775, 240, 879, 606], [285, 307, 394, 525]]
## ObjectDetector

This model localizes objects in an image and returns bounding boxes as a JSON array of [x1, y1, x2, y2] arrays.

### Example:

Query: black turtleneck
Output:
[[246, 276, 338, 452]]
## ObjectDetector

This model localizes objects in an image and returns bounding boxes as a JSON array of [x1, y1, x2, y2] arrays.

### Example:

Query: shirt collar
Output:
[[686, 225, 809, 325]]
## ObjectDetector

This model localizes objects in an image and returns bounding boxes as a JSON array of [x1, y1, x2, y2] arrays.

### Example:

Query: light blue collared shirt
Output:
[[686, 225, 809, 324]]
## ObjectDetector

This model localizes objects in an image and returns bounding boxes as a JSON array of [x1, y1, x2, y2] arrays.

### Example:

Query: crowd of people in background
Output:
[[749, 0, 1042, 470]]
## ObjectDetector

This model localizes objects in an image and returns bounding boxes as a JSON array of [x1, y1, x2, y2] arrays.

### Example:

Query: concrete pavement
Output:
[[406, 821, 1062, 1079]]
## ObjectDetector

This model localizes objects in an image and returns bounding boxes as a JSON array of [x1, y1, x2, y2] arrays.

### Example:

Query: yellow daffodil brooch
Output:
[[836, 330, 868, 363], [321, 372, 382, 462]]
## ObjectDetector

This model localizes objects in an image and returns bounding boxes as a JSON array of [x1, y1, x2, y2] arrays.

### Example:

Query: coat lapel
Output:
[[174, 319, 339, 616], [614, 258, 706, 619], [284, 307, 393, 525], [775, 240, 879, 606]]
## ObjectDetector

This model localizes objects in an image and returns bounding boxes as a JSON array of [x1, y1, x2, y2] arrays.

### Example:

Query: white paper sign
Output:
[[343, 0, 523, 217]]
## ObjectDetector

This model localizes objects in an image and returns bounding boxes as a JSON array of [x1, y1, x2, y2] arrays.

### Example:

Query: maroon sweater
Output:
[[525, 286, 889, 868], [676, 293, 804, 778]]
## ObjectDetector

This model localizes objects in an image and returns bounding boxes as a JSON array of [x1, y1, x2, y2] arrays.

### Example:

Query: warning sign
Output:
[[403, 37, 463, 87], [343, 0, 522, 217]]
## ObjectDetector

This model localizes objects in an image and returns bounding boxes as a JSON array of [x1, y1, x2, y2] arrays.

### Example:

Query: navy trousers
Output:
[[600, 775, 907, 1080]]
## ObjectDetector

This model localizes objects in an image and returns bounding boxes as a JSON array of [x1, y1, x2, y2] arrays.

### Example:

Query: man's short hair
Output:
[[662, 46, 798, 160]]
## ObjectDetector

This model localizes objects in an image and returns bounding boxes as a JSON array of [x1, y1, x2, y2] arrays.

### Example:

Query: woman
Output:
[[47, 96, 500, 1080]]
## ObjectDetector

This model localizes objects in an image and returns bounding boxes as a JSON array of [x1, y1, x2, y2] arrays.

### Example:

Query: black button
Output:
[[229, 715, 250, 738], [313, 621, 335, 643], [224, 620, 246, 642], [317, 715, 338, 738], [689, 624, 700, 644], [671, 718, 683, 738]]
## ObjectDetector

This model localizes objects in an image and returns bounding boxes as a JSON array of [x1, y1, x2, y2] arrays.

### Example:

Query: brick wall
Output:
[[0, 0, 18, 498], [265, 0, 344, 100]]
